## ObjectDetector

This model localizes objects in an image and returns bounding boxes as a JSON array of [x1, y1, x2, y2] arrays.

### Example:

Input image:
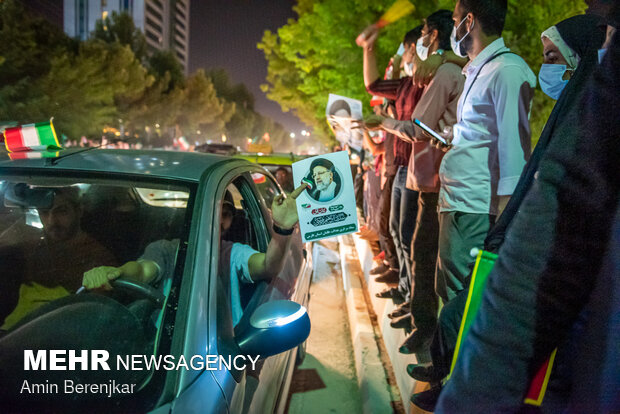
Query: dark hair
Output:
[[53, 187, 81, 208], [460, 0, 507, 37], [425, 10, 454, 51], [310, 158, 334, 173], [223, 190, 234, 209], [328, 99, 351, 116], [403, 25, 423, 47]]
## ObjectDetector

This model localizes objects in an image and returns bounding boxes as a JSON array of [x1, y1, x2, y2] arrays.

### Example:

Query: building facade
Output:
[[63, 0, 190, 73]]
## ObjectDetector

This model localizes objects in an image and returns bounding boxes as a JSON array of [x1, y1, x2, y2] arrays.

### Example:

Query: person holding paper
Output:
[[363, 10, 466, 356], [360, 25, 424, 303]]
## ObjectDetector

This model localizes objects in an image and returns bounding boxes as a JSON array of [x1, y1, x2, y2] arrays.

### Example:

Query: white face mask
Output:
[[416, 34, 430, 61], [403, 61, 414, 76], [450, 17, 473, 58]]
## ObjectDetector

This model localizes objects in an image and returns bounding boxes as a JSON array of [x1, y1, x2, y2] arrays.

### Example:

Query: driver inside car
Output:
[[82, 184, 306, 326], [1, 186, 118, 330]]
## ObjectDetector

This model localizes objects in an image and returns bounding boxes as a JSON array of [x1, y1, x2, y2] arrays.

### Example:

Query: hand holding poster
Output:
[[326, 94, 363, 152], [292, 151, 358, 242]]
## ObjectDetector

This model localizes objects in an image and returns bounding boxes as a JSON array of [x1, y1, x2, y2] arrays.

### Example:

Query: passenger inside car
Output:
[[274, 166, 294, 192], [0, 186, 118, 330]]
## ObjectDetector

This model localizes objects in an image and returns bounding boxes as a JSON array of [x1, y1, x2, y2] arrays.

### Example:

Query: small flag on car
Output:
[[8, 151, 60, 160], [3, 121, 62, 153]]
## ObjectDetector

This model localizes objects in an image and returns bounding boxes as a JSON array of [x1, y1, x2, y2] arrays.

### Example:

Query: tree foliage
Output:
[[260, 0, 587, 143], [206, 68, 291, 150], [0, 1, 148, 137], [92, 11, 147, 61], [0, 2, 265, 145]]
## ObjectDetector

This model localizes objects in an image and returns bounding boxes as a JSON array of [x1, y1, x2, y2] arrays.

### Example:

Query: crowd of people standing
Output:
[[349, 0, 619, 411]]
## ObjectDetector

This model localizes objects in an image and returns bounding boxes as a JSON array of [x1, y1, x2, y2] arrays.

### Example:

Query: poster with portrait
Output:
[[326, 94, 363, 152], [292, 151, 359, 242]]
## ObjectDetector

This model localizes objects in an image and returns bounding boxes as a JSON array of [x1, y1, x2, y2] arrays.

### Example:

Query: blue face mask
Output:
[[538, 64, 568, 100], [598, 48, 607, 64]]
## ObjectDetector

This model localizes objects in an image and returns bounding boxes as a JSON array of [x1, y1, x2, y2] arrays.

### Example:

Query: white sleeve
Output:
[[231, 243, 260, 284], [493, 64, 535, 195]]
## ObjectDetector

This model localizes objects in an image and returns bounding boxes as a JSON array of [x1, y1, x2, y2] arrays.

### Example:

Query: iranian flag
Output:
[[3, 121, 62, 152], [8, 151, 60, 160]]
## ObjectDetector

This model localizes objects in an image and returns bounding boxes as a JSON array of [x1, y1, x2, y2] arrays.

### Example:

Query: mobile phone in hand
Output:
[[414, 118, 448, 145]]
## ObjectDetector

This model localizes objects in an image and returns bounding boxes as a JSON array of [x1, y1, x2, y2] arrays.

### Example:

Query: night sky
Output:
[[189, 0, 306, 133]]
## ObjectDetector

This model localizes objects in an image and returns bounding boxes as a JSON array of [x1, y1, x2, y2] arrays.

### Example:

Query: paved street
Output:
[[286, 241, 363, 414]]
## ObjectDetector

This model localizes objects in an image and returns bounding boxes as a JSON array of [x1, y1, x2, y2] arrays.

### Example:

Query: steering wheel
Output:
[[110, 277, 166, 305], [77, 277, 165, 305]]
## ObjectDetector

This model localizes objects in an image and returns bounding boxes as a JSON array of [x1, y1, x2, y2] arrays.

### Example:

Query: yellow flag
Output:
[[377, 0, 415, 27]]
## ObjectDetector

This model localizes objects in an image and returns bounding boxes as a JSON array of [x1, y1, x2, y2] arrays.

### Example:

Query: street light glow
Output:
[[290, 132, 295, 138]]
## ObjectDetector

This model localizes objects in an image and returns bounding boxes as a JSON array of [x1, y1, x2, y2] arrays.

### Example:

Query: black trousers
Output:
[[379, 174, 399, 269], [429, 288, 468, 379], [409, 192, 440, 337]]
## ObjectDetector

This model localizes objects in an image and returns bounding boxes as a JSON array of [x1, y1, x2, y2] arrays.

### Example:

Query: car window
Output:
[[251, 172, 282, 209], [215, 177, 268, 344], [0, 176, 193, 408], [263, 166, 294, 193], [215, 173, 303, 340]]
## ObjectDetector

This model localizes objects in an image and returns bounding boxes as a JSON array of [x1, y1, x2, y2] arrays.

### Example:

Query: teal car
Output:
[[0, 148, 312, 413], [233, 153, 310, 193]]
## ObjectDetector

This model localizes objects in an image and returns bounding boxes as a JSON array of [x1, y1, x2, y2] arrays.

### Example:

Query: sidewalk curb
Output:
[[346, 234, 432, 414], [338, 235, 402, 414]]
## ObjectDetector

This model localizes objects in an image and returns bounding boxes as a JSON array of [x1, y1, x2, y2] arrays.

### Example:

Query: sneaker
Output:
[[410, 385, 442, 412], [399, 331, 432, 354], [406, 363, 443, 382], [389, 313, 412, 329], [387, 302, 411, 319], [375, 269, 399, 283], [375, 287, 402, 300], [370, 263, 389, 275]]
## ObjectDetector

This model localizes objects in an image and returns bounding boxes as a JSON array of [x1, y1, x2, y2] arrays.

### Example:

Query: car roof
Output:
[[234, 152, 309, 166], [0, 148, 252, 182]]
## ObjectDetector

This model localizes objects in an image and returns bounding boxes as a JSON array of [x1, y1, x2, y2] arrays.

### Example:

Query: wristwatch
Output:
[[273, 223, 295, 236]]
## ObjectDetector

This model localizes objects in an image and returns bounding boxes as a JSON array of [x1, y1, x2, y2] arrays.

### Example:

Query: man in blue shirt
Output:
[[83, 185, 305, 326]]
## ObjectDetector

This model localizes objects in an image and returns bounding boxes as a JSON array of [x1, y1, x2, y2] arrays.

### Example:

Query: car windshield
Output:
[[0, 175, 193, 410]]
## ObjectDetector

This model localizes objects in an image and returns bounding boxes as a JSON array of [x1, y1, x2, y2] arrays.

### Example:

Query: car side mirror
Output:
[[236, 300, 310, 359]]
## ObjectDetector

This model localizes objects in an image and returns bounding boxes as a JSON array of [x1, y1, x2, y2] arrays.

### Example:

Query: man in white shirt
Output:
[[435, 0, 536, 303]]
